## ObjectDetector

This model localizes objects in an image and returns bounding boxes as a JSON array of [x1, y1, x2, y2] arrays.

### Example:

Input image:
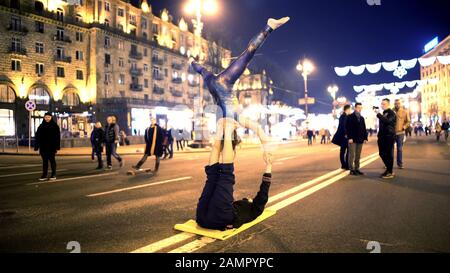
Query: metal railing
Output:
[[0, 136, 19, 153]]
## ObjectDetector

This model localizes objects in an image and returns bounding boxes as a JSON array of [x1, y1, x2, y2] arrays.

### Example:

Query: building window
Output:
[[104, 36, 111, 48], [104, 19, 110, 27], [56, 27, 64, 40], [144, 64, 149, 72], [142, 18, 148, 29], [11, 37, 21, 51], [10, 16, 21, 31], [35, 63, 44, 75], [105, 54, 111, 65], [35, 21, 44, 33], [29, 87, 50, 105], [35, 42, 44, 54], [118, 8, 124, 17], [11, 59, 21, 71], [129, 14, 137, 26], [143, 32, 148, 40], [75, 50, 83, 61], [0, 108, 15, 136], [76, 70, 83, 80], [34, 1, 44, 12], [0, 85, 16, 103], [118, 41, 124, 50], [144, 79, 149, 88], [118, 74, 125, 85], [56, 8, 64, 22], [105, 1, 110, 11], [62, 92, 80, 107], [75, 14, 82, 22], [76, 32, 83, 42], [57, 67, 65, 77], [56, 47, 65, 58], [117, 23, 124, 31], [118, 58, 124, 67], [104, 73, 111, 85], [144, 48, 148, 56]]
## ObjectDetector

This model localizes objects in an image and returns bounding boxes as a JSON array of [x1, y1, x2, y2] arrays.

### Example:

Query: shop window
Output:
[[0, 85, 16, 103], [62, 92, 80, 107], [29, 87, 50, 105], [0, 109, 15, 136]]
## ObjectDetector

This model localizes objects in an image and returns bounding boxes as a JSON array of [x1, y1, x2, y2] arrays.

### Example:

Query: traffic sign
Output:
[[25, 100, 36, 112], [298, 97, 315, 105]]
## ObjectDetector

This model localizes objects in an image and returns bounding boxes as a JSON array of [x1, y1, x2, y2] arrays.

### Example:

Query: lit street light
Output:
[[184, 0, 219, 147], [327, 85, 338, 116], [296, 59, 314, 119]]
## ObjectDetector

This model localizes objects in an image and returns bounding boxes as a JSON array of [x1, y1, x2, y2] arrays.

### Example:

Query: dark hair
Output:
[[44, 112, 52, 117], [355, 103, 362, 107], [382, 98, 390, 103], [220, 130, 242, 152], [343, 105, 351, 111]]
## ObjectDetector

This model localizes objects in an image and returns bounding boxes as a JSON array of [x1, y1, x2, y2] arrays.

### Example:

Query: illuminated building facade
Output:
[[0, 0, 231, 142], [420, 35, 450, 123]]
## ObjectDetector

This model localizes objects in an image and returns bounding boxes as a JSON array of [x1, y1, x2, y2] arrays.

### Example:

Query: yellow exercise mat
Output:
[[174, 209, 276, 241]]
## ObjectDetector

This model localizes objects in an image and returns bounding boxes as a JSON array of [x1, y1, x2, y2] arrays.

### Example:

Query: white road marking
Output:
[[27, 172, 119, 185], [131, 232, 197, 253], [0, 164, 42, 170], [0, 169, 69, 178], [277, 156, 297, 162], [86, 176, 193, 197], [131, 152, 380, 253]]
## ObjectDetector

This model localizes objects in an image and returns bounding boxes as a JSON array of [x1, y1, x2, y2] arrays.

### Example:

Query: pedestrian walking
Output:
[[346, 103, 368, 176], [320, 128, 326, 144], [104, 116, 124, 170], [375, 99, 397, 179], [132, 116, 165, 173], [307, 129, 314, 146], [332, 105, 352, 170], [34, 112, 61, 181], [176, 129, 184, 151], [435, 122, 442, 142], [394, 99, 411, 169], [90, 122, 104, 169], [442, 119, 449, 142]]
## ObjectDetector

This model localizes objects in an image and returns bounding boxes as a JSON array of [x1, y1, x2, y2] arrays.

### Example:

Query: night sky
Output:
[[137, 0, 450, 113]]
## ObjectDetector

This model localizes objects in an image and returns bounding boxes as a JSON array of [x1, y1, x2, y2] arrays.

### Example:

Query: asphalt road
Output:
[[0, 136, 449, 253]]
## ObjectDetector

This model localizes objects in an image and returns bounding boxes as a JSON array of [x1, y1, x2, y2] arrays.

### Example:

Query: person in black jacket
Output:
[[34, 112, 61, 181], [163, 127, 174, 159], [104, 116, 123, 170], [196, 118, 273, 230], [90, 122, 105, 169], [345, 103, 368, 175], [132, 116, 165, 173], [376, 98, 397, 179], [332, 104, 352, 169]]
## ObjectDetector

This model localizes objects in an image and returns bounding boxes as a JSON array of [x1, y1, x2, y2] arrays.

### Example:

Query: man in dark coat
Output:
[[376, 98, 397, 179], [133, 116, 165, 173], [163, 127, 174, 159], [104, 116, 123, 170], [332, 104, 352, 169], [346, 103, 368, 176], [90, 122, 105, 169], [34, 112, 61, 181]]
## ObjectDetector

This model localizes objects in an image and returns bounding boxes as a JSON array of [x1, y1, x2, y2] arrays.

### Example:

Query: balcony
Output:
[[130, 68, 143, 76], [129, 51, 143, 60], [153, 86, 165, 95], [54, 55, 72, 63], [7, 24, 28, 34], [153, 74, 165, 81], [130, 84, 143, 92], [8, 46, 27, 55], [53, 35, 72, 43], [152, 57, 164, 65], [172, 78, 183, 84], [172, 62, 183, 70]]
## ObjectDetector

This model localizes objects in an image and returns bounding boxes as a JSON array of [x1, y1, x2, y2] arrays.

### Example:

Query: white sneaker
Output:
[[268, 17, 290, 30]]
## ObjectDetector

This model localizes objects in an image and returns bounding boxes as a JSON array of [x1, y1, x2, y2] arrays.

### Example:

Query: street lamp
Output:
[[327, 85, 338, 116], [184, 0, 218, 147], [296, 59, 314, 119]]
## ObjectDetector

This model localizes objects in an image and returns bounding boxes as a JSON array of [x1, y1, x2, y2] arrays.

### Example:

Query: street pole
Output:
[[303, 73, 308, 119], [28, 111, 31, 151]]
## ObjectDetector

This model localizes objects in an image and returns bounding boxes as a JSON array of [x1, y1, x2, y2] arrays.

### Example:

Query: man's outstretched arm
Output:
[[250, 152, 273, 217]]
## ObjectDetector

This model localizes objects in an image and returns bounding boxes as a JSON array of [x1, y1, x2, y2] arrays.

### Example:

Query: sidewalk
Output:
[[0, 139, 305, 156]]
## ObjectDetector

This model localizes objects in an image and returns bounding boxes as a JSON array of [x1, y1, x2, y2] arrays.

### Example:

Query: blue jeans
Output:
[[105, 143, 122, 166], [394, 134, 405, 167]]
